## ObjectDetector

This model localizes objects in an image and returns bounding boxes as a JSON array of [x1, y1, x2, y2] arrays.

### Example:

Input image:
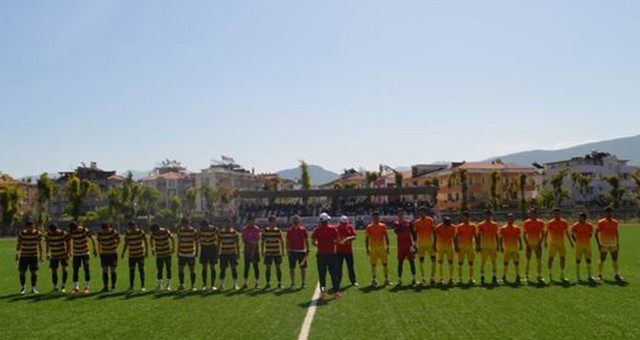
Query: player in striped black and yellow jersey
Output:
[[199, 220, 220, 291], [45, 223, 71, 293], [262, 216, 285, 289], [97, 223, 120, 292], [69, 222, 97, 294], [17, 221, 43, 295], [177, 218, 199, 291], [121, 221, 149, 291], [219, 218, 240, 290], [150, 224, 175, 291]]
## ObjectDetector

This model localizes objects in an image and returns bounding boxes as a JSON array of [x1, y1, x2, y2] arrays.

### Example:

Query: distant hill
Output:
[[277, 165, 340, 186], [488, 134, 640, 166]]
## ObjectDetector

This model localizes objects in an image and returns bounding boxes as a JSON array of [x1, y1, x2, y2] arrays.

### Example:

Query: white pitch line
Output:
[[297, 283, 322, 340]]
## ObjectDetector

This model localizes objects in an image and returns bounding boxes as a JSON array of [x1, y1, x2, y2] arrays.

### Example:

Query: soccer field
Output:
[[0, 227, 638, 340]]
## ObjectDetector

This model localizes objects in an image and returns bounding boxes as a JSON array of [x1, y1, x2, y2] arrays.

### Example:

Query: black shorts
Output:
[[50, 258, 68, 269], [200, 247, 218, 265], [156, 256, 172, 268], [19, 256, 38, 272], [129, 256, 145, 268], [264, 255, 283, 266], [100, 254, 118, 268], [288, 252, 308, 269], [220, 254, 238, 267], [73, 255, 90, 270], [244, 253, 260, 264], [178, 256, 195, 267]]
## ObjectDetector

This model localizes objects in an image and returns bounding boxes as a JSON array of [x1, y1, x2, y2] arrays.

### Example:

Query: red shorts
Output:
[[398, 247, 414, 261]]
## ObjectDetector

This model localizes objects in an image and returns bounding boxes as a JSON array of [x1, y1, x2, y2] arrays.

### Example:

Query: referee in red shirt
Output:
[[312, 213, 341, 300]]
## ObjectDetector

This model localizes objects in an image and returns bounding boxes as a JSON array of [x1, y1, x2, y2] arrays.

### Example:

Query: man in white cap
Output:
[[311, 213, 341, 300], [336, 215, 358, 286]]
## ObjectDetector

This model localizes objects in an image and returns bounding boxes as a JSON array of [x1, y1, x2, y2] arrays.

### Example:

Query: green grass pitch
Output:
[[0, 226, 638, 340]]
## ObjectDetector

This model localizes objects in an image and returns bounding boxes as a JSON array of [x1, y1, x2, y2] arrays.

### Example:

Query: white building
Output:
[[544, 151, 637, 206], [195, 163, 263, 213]]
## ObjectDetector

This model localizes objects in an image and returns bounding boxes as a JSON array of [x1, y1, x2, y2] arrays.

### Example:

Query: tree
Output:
[[489, 171, 499, 210], [365, 171, 379, 188], [0, 182, 25, 236], [65, 174, 101, 221], [185, 187, 198, 218], [519, 173, 528, 215], [300, 161, 312, 190], [138, 186, 161, 225], [605, 175, 626, 209], [106, 172, 141, 230], [571, 172, 592, 205], [200, 185, 217, 217], [424, 178, 439, 205], [395, 172, 404, 188], [36, 173, 55, 226], [459, 169, 469, 211], [550, 169, 569, 207]]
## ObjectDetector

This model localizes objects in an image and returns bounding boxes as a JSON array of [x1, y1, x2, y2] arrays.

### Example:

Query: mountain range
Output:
[[276, 165, 340, 186], [487, 134, 640, 166]]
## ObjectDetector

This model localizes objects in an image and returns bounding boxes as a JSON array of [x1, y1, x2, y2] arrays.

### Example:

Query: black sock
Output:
[[52, 272, 58, 287], [254, 264, 260, 280], [111, 273, 117, 289], [19, 273, 26, 286], [211, 269, 216, 286], [276, 267, 282, 283], [179, 271, 185, 285], [84, 266, 91, 282], [140, 269, 145, 287], [129, 268, 135, 288], [202, 270, 208, 286], [190, 272, 196, 286], [31, 273, 37, 287], [62, 271, 68, 285], [398, 260, 404, 279], [231, 267, 238, 280], [102, 272, 109, 288], [266, 267, 271, 283], [409, 260, 416, 276]]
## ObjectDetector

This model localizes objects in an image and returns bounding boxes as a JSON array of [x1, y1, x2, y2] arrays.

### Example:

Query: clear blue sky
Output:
[[1, 1, 639, 177]]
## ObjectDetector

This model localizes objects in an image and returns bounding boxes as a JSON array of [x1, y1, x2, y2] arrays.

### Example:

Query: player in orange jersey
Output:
[[571, 213, 595, 282], [595, 207, 625, 283], [523, 208, 545, 283], [454, 212, 477, 285]]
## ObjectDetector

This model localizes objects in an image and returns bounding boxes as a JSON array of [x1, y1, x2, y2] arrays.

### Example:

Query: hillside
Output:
[[276, 164, 339, 186], [488, 134, 640, 166]]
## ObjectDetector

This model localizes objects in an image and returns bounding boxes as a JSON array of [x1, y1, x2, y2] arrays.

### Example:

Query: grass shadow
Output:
[[28, 293, 67, 303], [359, 285, 386, 294], [122, 291, 155, 300], [65, 293, 98, 301], [602, 279, 629, 287]]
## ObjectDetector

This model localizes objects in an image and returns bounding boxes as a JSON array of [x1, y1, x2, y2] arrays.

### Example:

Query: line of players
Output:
[[364, 206, 625, 287], [15, 205, 625, 295], [15, 215, 358, 296]]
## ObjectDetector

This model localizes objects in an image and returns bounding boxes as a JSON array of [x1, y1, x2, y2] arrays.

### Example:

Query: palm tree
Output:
[[65, 174, 100, 222], [571, 172, 593, 205], [605, 175, 626, 209], [0, 182, 25, 236], [200, 185, 217, 218], [36, 172, 55, 226], [185, 187, 198, 218], [489, 171, 499, 210], [519, 173, 527, 215], [459, 169, 469, 211], [395, 172, 404, 188], [365, 171, 379, 188], [138, 186, 160, 225], [550, 169, 569, 207]]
